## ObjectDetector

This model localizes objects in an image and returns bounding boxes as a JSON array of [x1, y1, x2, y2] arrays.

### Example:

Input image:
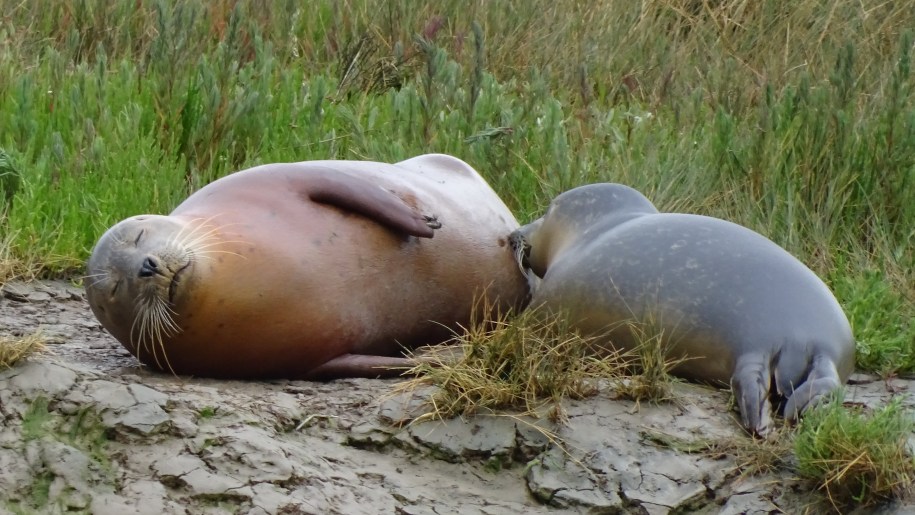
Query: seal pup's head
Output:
[[510, 183, 659, 279]]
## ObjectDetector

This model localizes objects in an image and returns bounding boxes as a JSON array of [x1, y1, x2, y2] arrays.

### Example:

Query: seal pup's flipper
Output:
[[303, 353, 418, 380], [781, 355, 842, 422], [730, 353, 774, 436], [308, 172, 440, 238]]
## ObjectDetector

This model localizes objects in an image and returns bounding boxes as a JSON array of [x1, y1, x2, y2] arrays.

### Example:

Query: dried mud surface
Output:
[[1, 280, 913, 514]]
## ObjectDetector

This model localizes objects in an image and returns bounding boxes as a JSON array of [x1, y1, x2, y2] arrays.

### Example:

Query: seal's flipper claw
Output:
[[782, 378, 841, 422], [731, 354, 773, 436], [423, 215, 442, 230], [309, 172, 436, 238], [782, 357, 841, 422]]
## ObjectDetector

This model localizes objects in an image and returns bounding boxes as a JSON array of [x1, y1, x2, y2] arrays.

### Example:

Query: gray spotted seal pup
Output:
[[510, 183, 854, 435]]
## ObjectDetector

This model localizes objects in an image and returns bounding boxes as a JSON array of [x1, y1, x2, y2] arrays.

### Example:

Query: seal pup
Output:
[[86, 154, 529, 379], [510, 183, 854, 435]]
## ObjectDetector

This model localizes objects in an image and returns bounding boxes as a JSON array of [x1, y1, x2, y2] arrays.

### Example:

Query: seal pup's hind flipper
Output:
[[781, 355, 842, 422], [308, 171, 439, 238], [730, 353, 774, 436]]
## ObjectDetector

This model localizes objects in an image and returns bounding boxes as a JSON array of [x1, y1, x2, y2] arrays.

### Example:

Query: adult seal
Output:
[[510, 183, 854, 435], [87, 154, 529, 380]]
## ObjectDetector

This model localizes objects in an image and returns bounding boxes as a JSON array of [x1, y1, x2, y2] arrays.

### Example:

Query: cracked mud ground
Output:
[[1, 281, 913, 514]]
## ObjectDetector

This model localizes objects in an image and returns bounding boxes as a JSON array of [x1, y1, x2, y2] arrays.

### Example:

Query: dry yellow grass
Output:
[[0, 331, 46, 369], [393, 306, 627, 424], [613, 321, 687, 405], [0, 223, 39, 286], [394, 303, 687, 425]]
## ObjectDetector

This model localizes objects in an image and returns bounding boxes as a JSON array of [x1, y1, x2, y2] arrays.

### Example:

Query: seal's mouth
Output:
[[168, 260, 192, 304]]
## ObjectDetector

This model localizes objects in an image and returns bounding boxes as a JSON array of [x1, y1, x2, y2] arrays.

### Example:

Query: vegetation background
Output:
[[0, 0, 912, 375]]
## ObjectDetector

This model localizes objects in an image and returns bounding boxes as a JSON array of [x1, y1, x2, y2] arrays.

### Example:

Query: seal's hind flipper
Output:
[[308, 172, 438, 238], [782, 356, 841, 422], [730, 353, 774, 436], [303, 353, 418, 380]]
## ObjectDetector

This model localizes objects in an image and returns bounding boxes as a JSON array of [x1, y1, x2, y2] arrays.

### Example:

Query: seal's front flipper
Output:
[[730, 354, 774, 436], [308, 172, 438, 238], [304, 353, 418, 380], [781, 356, 841, 422]]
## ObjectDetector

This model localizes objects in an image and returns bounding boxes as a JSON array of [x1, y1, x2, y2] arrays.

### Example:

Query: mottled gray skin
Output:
[[511, 183, 855, 435]]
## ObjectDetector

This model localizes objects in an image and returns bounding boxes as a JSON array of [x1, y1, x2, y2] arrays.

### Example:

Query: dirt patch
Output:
[[1, 281, 913, 514]]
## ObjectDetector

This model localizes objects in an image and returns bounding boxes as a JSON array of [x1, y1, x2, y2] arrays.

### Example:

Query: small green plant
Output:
[[0, 331, 46, 370], [21, 396, 54, 441], [16, 397, 113, 511], [197, 406, 218, 419], [794, 394, 915, 508], [27, 472, 54, 510]]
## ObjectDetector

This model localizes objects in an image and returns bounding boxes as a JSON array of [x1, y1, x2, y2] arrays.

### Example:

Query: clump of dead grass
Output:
[[794, 394, 915, 509], [0, 216, 40, 286], [709, 427, 796, 476], [397, 305, 686, 424], [0, 331, 46, 370], [396, 307, 626, 423], [0, 231, 35, 285], [613, 321, 687, 405], [643, 425, 795, 477]]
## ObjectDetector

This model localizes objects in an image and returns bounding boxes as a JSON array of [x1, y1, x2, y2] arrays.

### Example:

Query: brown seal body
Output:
[[510, 183, 855, 435], [87, 154, 529, 379]]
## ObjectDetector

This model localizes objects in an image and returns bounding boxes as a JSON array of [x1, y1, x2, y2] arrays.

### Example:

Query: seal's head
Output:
[[510, 183, 659, 278], [85, 214, 199, 368]]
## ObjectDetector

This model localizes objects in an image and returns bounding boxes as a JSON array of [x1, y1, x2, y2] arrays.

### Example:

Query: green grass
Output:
[[0, 0, 913, 376], [197, 406, 218, 419], [795, 395, 915, 508], [647, 393, 915, 509]]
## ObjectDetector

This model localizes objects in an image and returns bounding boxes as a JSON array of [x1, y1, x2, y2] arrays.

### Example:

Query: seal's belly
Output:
[[158, 212, 440, 376], [147, 169, 525, 378]]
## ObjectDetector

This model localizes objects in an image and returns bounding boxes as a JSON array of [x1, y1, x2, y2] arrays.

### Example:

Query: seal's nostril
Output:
[[139, 256, 159, 277]]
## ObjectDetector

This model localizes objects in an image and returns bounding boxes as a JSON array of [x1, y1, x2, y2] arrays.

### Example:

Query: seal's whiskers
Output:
[[173, 217, 249, 261], [131, 294, 180, 375], [82, 272, 111, 289]]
